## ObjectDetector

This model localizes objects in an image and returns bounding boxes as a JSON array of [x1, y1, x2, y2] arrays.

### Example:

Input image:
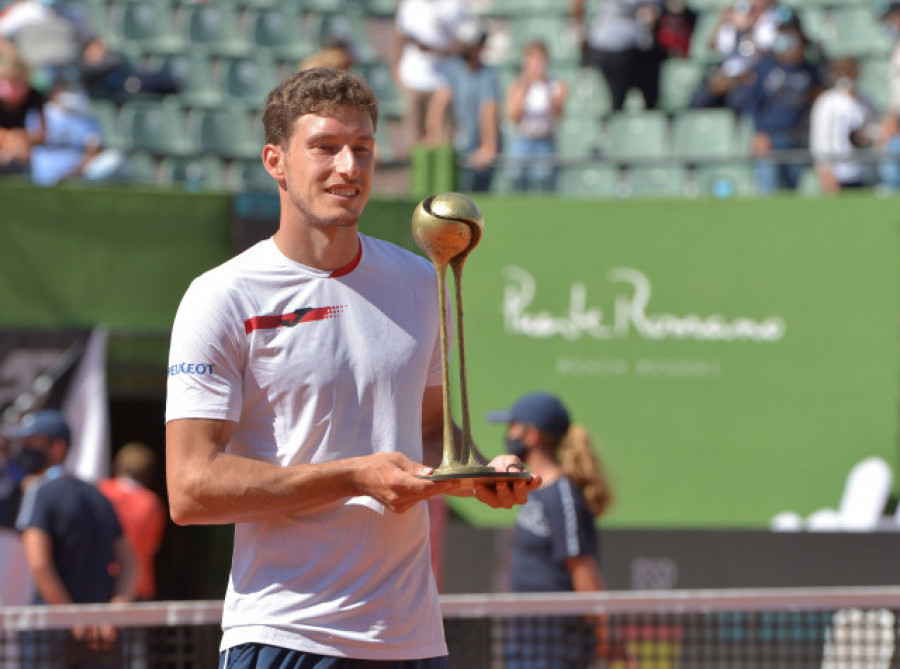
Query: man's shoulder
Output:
[[186, 239, 274, 296], [361, 234, 434, 274]]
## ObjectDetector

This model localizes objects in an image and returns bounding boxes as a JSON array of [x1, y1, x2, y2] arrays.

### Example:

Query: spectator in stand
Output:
[[487, 393, 613, 668], [573, 0, 664, 111], [505, 40, 568, 193], [6, 409, 137, 665], [392, 0, 471, 152], [75, 37, 178, 104], [298, 36, 356, 72], [0, 56, 44, 176], [689, 0, 780, 114], [29, 77, 125, 186], [426, 18, 500, 192], [878, 2, 900, 190], [744, 9, 824, 194], [99, 442, 166, 602], [810, 57, 880, 192]]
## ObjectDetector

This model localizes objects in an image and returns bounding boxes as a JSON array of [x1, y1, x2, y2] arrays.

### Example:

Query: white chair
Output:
[[807, 457, 893, 532], [821, 608, 896, 669]]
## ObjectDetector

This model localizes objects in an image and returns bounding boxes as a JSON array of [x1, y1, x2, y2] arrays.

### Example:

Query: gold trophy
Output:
[[412, 193, 532, 484]]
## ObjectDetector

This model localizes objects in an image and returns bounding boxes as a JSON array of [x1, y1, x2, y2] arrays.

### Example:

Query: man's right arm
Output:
[[165, 418, 457, 525]]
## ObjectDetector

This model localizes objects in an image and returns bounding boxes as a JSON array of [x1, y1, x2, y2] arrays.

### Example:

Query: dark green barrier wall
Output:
[[1, 185, 897, 530]]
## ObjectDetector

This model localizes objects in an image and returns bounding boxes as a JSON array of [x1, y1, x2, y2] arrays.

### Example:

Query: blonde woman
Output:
[[488, 392, 612, 668]]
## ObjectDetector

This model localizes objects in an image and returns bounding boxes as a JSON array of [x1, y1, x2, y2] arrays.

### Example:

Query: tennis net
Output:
[[2, 587, 899, 667]]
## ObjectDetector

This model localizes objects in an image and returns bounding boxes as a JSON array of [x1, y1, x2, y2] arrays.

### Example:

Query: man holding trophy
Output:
[[165, 66, 539, 668]]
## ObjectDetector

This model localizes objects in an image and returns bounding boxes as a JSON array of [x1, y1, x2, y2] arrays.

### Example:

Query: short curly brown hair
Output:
[[262, 67, 379, 147]]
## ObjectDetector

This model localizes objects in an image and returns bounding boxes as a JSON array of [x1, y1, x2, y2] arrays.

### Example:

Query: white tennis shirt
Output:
[[166, 234, 447, 659]]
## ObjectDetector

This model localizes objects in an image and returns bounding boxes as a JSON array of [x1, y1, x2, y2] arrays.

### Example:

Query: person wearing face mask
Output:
[[5, 409, 137, 666], [810, 57, 880, 192], [29, 77, 124, 186], [744, 8, 824, 194], [487, 392, 613, 668], [426, 18, 500, 192]]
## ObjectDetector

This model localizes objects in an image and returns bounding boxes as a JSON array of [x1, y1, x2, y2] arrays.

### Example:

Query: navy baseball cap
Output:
[[3, 409, 71, 443], [880, 1, 900, 17], [486, 392, 571, 437]]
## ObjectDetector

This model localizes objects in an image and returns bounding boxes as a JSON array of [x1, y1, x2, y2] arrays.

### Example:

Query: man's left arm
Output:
[[421, 385, 540, 508]]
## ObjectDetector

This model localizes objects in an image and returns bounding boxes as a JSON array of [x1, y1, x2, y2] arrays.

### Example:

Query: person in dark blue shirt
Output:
[[488, 393, 614, 669], [744, 8, 824, 193], [6, 409, 137, 667]]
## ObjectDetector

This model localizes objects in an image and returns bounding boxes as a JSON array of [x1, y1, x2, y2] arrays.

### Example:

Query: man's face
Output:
[[276, 105, 375, 230]]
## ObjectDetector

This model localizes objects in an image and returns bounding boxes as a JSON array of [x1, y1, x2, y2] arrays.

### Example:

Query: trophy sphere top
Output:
[[411, 193, 484, 265]]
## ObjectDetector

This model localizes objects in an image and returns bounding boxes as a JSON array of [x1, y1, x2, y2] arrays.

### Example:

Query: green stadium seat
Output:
[[247, 7, 317, 64], [688, 10, 724, 63], [307, 10, 377, 63], [659, 59, 706, 112], [694, 162, 757, 197], [107, 0, 184, 54], [151, 51, 223, 107], [118, 98, 194, 155], [189, 107, 263, 160], [362, 0, 398, 17], [671, 108, 738, 162], [556, 164, 622, 199], [859, 56, 891, 112], [122, 150, 159, 186], [603, 110, 670, 162], [508, 16, 581, 65], [179, 4, 250, 57], [560, 66, 612, 120], [89, 99, 124, 151], [626, 165, 689, 198], [230, 158, 276, 193], [820, 9, 893, 57], [219, 55, 282, 107], [556, 117, 601, 159], [354, 62, 403, 119], [158, 155, 228, 191]]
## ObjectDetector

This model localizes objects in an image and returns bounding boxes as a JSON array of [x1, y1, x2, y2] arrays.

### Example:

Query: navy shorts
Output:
[[219, 643, 451, 669]]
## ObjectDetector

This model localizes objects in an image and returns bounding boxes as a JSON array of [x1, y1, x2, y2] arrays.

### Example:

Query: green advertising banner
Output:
[[450, 195, 900, 529]]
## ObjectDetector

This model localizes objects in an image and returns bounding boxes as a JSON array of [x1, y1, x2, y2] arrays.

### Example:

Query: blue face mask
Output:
[[505, 436, 527, 461]]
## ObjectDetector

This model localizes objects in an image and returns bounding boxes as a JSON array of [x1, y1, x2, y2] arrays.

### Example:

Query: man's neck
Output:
[[273, 221, 360, 271]]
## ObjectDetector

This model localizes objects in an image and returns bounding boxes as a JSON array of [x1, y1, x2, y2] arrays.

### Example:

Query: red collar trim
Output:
[[329, 239, 362, 278]]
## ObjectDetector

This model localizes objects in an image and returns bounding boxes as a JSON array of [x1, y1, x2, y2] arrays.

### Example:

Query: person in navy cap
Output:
[[488, 392, 615, 668], [4, 408, 137, 665]]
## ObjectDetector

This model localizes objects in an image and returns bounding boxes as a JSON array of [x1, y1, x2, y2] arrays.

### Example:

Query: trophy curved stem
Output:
[[435, 261, 456, 471], [451, 260, 477, 466]]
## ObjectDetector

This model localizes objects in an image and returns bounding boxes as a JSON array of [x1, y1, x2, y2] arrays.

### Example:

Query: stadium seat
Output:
[[122, 150, 159, 186], [89, 99, 124, 151], [603, 110, 670, 162], [354, 62, 403, 119], [556, 117, 602, 159], [247, 7, 317, 64], [219, 55, 282, 107], [107, 0, 184, 54], [151, 51, 223, 108], [179, 4, 250, 57], [859, 56, 891, 112], [688, 10, 724, 63], [189, 107, 263, 160], [307, 10, 377, 64], [556, 164, 622, 199], [230, 158, 275, 193], [508, 16, 580, 64], [671, 108, 738, 161], [158, 155, 228, 191], [694, 162, 757, 197], [625, 165, 689, 197], [118, 98, 194, 155], [819, 9, 893, 57], [659, 59, 706, 112], [560, 66, 612, 120]]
